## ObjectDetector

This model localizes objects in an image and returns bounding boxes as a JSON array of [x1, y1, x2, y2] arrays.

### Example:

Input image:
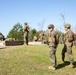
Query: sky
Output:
[[0, 0, 76, 37]]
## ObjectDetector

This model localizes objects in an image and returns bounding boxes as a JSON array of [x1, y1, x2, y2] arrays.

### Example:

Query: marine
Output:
[[0, 32, 4, 41], [39, 30, 44, 44], [61, 24, 75, 68], [23, 22, 30, 45], [47, 24, 59, 70]]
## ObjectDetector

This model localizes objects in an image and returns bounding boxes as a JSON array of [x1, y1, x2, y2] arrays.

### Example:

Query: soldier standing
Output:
[[61, 24, 74, 68], [39, 30, 44, 44], [47, 24, 59, 70], [23, 22, 30, 45], [0, 32, 4, 41]]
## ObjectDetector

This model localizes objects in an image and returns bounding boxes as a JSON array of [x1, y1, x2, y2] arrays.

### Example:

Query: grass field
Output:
[[0, 44, 76, 75]]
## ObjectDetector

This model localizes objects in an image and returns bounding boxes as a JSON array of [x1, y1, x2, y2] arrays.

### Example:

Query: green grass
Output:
[[0, 44, 76, 75]]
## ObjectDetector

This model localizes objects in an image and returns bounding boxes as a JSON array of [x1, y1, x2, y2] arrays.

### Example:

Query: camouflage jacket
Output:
[[48, 30, 59, 47], [23, 25, 30, 32], [64, 30, 75, 46], [39, 32, 44, 39], [0, 34, 3, 40]]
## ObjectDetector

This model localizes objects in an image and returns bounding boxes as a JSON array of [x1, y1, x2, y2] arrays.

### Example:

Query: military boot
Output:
[[60, 59, 64, 63], [59, 58, 64, 63], [48, 66, 56, 70], [24, 43, 27, 46], [66, 64, 74, 68]]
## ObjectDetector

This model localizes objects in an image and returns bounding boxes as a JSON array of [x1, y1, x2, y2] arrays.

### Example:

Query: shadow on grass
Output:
[[57, 61, 76, 69], [57, 61, 70, 69], [74, 61, 76, 68]]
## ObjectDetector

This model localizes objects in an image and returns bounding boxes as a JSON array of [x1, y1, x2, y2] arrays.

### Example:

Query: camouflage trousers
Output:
[[24, 32, 28, 45], [61, 44, 74, 64], [49, 47, 57, 67]]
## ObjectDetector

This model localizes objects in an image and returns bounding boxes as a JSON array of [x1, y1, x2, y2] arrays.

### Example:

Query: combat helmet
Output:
[[64, 24, 71, 28], [24, 22, 27, 25], [40, 30, 43, 33], [48, 24, 54, 29]]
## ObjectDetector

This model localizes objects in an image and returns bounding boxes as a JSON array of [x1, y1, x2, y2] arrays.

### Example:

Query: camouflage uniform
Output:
[[23, 22, 30, 45], [61, 24, 74, 67], [0, 32, 3, 41], [48, 24, 59, 69], [33, 36, 38, 41], [39, 30, 44, 44]]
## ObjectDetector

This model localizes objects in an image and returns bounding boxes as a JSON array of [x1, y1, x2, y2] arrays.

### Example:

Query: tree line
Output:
[[7, 22, 65, 43]]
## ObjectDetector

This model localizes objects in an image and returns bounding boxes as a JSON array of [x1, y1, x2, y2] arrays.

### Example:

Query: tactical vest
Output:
[[24, 25, 30, 32], [48, 30, 59, 47], [64, 30, 74, 46], [0, 34, 3, 40]]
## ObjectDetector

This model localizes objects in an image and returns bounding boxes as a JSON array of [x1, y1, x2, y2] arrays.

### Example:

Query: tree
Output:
[[58, 13, 66, 32], [60, 13, 66, 25], [38, 19, 45, 30], [7, 23, 23, 41], [29, 29, 39, 41]]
